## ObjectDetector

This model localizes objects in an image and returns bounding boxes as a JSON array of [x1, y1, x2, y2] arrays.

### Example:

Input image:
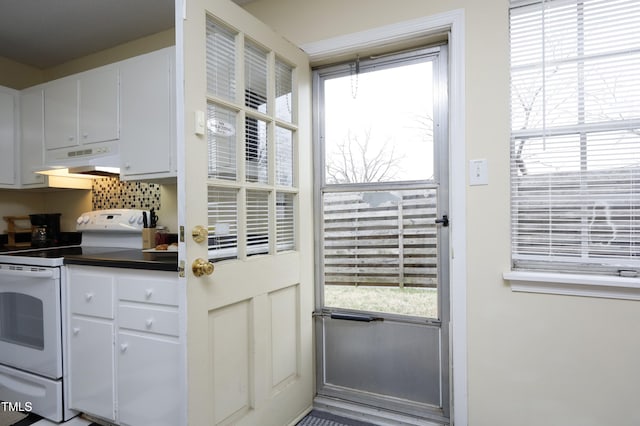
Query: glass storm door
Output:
[[314, 45, 450, 423], [178, 1, 313, 425]]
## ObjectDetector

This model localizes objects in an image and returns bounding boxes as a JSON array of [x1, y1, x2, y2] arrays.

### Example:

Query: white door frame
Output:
[[301, 10, 468, 426]]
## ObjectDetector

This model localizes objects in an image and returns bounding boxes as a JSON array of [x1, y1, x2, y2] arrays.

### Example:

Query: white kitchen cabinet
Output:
[[118, 332, 180, 426], [44, 65, 119, 151], [19, 87, 47, 187], [66, 266, 182, 426], [67, 267, 117, 422], [117, 269, 181, 426], [68, 317, 116, 422], [0, 87, 17, 186], [119, 47, 176, 181]]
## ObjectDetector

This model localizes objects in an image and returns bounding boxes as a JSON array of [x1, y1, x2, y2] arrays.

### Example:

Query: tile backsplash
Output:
[[92, 177, 161, 210]]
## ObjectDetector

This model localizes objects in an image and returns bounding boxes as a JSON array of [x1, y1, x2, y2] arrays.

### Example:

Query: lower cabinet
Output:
[[118, 332, 180, 426], [66, 266, 182, 426], [69, 317, 116, 421]]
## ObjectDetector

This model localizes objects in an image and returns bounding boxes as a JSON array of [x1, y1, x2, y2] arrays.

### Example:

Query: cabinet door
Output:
[[68, 317, 116, 421], [0, 90, 16, 185], [79, 66, 119, 145], [44, 78, 78, 150], [120, 48, 174, 178], [20, 88, 46, 186], [118, 332, 180, 426]]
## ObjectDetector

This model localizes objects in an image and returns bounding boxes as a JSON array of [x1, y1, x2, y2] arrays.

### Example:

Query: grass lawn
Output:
[[324, 285, 438, 318]]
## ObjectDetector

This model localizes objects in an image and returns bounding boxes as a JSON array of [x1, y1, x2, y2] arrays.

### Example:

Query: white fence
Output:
[[323, 189, 439, 288]]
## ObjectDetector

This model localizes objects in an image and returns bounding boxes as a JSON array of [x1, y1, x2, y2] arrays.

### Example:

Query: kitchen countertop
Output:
[[63, 248, 178, 272]]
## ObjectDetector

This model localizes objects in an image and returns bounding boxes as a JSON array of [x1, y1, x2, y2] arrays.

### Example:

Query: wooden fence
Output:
[[323, 189, 439, 288]]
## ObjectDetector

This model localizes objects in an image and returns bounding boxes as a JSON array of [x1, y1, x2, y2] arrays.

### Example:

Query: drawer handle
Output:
[[73, 327, 80, 335], [145, 318, 154, 329], [120, 343, 128, 353], [85, 293, 94, 302], [145, 289, 153, 299]]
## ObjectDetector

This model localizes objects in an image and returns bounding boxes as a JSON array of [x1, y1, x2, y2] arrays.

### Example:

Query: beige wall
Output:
[[243, 1, 640, 425], [0, 189, 91, 233]]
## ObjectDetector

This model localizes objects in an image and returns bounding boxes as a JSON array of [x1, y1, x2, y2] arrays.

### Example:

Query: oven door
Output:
[[0, 265, 62, 379]]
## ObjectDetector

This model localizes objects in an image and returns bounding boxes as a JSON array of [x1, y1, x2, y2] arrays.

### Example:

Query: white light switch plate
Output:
[[469, 159, 488, 185]]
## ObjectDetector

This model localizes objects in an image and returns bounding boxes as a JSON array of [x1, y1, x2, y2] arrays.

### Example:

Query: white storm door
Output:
[[178, 1, 314, 425]]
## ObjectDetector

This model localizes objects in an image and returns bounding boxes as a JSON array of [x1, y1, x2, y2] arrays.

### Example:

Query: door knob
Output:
[[192, 258, 214, 277], [192, 225, 208, 243]]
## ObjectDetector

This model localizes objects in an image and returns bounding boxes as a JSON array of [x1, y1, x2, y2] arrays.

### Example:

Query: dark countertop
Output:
[[63, 249, 178, 272]]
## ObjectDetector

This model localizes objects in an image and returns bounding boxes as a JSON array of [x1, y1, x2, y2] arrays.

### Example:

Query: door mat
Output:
[[297, 410, 377, 426]]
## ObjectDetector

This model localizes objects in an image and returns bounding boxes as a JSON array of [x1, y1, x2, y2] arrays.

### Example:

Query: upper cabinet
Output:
[[20, 87, 46, 187], [119, 47, 176, 181], [0, 87, 18, 187], [13, 46, 176, 187], [43, 65, 120, 164]]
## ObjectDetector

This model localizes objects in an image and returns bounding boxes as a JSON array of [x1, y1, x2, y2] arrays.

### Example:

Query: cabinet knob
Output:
[[73, 327, 80, 335], [145, 318, 154, 329], [145, 289, 153, 299], [120, 343, 128, 353], [68, 136, 75, 141], [82, 133, 89, 139], [85, 293, 93, 301]]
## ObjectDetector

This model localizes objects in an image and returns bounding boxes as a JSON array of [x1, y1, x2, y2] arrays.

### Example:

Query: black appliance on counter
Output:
[[29, 213, 61, 247]]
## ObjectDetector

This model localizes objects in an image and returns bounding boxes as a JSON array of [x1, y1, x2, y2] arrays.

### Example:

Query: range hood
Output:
[[38, 144, 121, 179]]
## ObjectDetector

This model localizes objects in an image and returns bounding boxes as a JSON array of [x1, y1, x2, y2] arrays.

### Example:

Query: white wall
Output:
[[242, 0, 640, 425]]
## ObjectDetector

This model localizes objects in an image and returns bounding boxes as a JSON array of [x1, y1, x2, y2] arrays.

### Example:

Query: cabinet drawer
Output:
[[69, 274, 114, 319], [118, 305, 179, 337], [118, 274, 178, 306]]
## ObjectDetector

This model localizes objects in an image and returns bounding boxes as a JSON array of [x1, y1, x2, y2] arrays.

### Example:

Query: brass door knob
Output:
[[192, 225, 208, 243], [192, 258, 214, 277]]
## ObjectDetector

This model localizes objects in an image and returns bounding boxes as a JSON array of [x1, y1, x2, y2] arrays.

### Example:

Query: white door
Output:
[[178, 1, 314, 425]]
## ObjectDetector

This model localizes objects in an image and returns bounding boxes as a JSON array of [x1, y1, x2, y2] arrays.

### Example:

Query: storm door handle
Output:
[[435, 214, 449, 227]]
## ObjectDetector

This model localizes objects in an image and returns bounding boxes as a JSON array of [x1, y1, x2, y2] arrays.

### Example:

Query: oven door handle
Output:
[[0, 268, 55, 279]]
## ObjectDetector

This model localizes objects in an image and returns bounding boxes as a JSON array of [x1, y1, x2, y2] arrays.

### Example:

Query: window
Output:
[[509, 0, 640, 277], [205, 17, 298, 260]]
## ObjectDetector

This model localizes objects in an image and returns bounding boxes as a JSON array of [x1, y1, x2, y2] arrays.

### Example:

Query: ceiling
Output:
[[0, 0, 252, 69]]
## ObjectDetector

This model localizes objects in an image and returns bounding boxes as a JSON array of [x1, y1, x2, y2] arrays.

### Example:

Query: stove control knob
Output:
[[77, 215, 90, 225], [128, 215, 137, 224], [137, 215, 144, 225]]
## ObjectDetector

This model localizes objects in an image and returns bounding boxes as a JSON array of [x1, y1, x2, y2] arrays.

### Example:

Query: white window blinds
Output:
[[510, 0, 640, 275]]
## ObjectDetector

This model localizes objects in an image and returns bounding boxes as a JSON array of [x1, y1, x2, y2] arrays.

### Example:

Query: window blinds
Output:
[[510, 0, 640, 275]]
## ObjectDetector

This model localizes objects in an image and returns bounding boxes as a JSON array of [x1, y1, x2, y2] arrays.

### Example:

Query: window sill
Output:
[[503, 271, 640, 301]]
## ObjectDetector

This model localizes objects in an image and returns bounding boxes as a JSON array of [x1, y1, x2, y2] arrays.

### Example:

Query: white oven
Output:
[[0, 262, 71, 422], [0, 264, 62, 378]]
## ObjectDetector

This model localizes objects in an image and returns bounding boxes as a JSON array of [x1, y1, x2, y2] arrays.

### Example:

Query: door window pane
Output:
[[275, 58, 293, 122], [323, 189, 439, 318], [207, 103, 237, 180], [206, 19, 236, 102], [276, 192, 295, 252], [246, 190, 270, 256], [245, 40, 268, 114], [323, 61, 435, 184], [246, 117, 268, 183], [276, 126, 294, 186], [208, 187, 239, 260]]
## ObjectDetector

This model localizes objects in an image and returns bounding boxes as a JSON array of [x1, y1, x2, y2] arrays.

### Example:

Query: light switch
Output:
[[469, 159, 488, 185], [195, 110, 206, 136]]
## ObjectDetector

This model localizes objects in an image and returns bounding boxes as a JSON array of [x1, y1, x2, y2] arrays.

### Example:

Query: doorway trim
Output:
[[301, 9, 467, 426]]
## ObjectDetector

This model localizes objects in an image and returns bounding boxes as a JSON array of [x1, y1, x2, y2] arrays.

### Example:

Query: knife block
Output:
[[142, 228, 156, 249]]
